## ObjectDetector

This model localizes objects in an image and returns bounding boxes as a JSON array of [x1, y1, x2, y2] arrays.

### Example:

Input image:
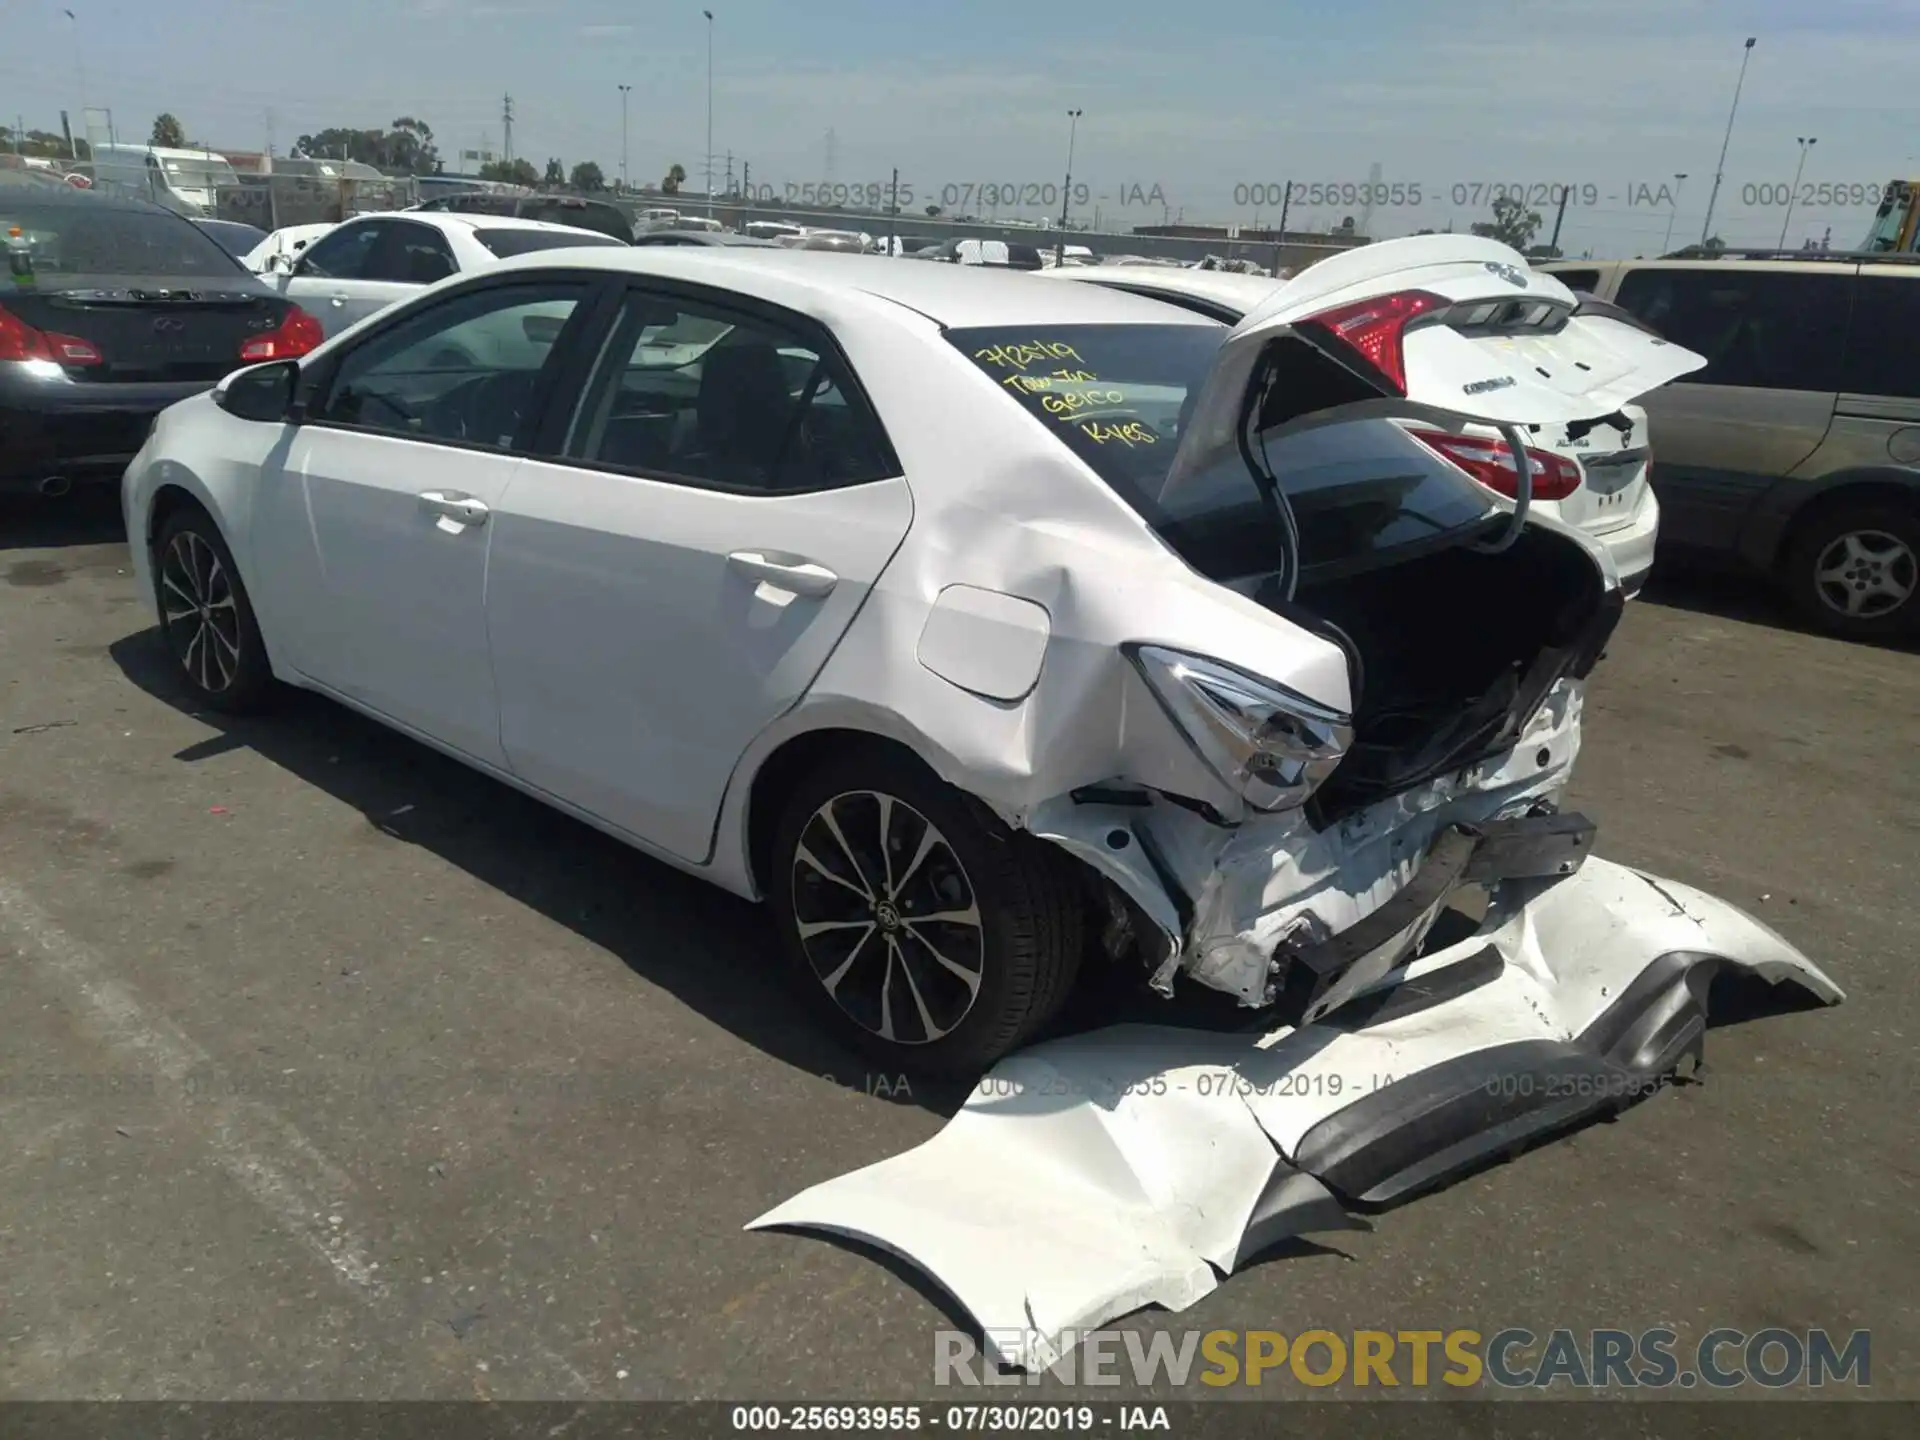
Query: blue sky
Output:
[[6, 0, 1918, 254]]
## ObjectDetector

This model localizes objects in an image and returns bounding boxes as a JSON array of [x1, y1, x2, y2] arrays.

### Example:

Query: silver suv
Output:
[[1542, 253, 1920, 641]]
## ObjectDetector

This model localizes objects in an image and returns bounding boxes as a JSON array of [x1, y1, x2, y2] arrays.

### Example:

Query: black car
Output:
[[2, 188, 322, 497], [409, 191, 635, 243], [192, 217, 271, 260], [629, 229, 781, 247]]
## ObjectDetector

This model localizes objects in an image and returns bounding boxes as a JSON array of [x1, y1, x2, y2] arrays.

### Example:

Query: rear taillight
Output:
[[1297, 289, 1447, 394], [0, 304, 103, 366], [239, 306, 324, 362], [1410, 428, 1582, 502]]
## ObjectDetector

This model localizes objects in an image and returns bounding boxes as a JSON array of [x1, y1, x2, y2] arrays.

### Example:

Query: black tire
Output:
[[152, 506, 277, 713], [769, 746, 1087, 1079], [1784, 501, 1920, 641]]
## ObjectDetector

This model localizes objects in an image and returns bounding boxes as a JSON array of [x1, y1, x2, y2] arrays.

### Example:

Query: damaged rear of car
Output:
[[951, 235, 1716, 1025], [747, 237, 1843, 1366]]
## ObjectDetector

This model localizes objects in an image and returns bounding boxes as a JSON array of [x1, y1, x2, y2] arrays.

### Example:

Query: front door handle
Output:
[[329, 292, 350, 307], [728, 550, 838, 597], [419, 490, 490, 527]]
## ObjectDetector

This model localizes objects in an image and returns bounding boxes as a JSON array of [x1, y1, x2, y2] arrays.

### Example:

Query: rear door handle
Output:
[[419, 490, 490, 527], [728, 550, 838, 597]]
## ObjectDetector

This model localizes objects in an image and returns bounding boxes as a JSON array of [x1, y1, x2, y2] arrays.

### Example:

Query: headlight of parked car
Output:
[[1127, 645, 1352, 812]]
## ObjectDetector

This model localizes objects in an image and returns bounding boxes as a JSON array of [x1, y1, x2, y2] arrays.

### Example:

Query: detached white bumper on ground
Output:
[[750, 857, 1841, 1372]]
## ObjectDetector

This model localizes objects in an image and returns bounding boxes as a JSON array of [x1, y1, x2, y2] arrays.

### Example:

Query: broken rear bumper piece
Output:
[[749, 856, 1841, 1373]]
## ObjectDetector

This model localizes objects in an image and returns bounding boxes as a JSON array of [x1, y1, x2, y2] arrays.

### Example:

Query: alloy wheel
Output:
[[789, 790, 986, 1045], [1812, 528, 1916, 620], [159, 530, 242, 693]]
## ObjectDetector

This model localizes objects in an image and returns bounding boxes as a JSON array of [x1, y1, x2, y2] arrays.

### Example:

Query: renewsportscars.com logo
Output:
[[935, 1327, 1871, 1390]]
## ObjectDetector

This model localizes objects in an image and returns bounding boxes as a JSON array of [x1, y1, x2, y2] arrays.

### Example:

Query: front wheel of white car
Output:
[[770, 749, 1086, 1078], [153, 506, 276, 713]]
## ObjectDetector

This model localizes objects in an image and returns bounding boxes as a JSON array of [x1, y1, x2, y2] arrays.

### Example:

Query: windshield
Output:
[[950, 323, 1498, 581], [0, 202, 244, 279], [474, 227, 626, 258]]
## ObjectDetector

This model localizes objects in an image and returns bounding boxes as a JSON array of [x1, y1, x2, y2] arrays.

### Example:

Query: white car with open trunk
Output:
[[122, 238, 1838, 1299]]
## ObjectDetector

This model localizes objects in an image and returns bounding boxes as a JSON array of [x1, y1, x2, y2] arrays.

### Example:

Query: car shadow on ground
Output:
[[0, 490, 126, 554], [108, 622, 1248, 1120], [1638, 557, 1919, 653]]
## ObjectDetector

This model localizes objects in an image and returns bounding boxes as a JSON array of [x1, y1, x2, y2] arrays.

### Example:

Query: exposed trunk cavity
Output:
[[1281, 526, 1617, 823]]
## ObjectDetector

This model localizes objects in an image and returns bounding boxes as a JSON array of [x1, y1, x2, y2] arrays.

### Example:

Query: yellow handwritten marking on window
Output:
[[1081, 420, 1158, 447], [973, 340, 1086, 371], [1040, 389, 1128, 417], [1003, 373, 1054, 393]]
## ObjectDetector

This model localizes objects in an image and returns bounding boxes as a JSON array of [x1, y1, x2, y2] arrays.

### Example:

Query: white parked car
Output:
[[1048, 264, 1665, 595], [256, 210, 628, 338], [123, 238, 1836, 1122]]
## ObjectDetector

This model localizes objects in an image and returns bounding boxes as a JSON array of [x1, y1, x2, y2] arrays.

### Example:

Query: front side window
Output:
[[296, 221, 386, 280], [1547, 268, 1600, 294], [309, 283, 586, 446], [1613, 267, 1852, 392], [365, 222, 458, 285], [951, 323, 1500, 582], [564, 289, 893, 491]]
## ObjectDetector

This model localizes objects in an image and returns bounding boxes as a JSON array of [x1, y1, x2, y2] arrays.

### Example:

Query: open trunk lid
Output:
[[1165, 235, 1705, 498]]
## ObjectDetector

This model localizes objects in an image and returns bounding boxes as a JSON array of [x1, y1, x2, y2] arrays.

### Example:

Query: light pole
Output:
[[702, 9, 715, 217], [1778, 137, 1816, 249], [1700, 36, 1756, 247], [64, 8, 88, 159], [1054, 108, 1082, 267], [618, 84, 632, 192], [1662, 172, 1688, 253]]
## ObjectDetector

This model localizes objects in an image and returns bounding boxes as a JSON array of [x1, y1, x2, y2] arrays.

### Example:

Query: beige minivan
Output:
[[1541, 254, 1920, 640]]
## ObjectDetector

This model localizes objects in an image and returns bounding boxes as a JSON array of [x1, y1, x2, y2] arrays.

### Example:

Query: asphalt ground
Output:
[[1, 490, 1915, 1404]]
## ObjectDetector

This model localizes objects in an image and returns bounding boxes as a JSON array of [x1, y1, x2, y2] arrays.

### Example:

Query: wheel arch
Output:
[[1744, 467, 1920, 574], [740, 724, 992, 902]]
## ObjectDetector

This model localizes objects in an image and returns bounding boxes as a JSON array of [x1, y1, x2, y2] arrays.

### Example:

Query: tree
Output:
[[661, 162, 687, 195], [150, 113, 186, 148], [479, 157, 539, 186], [1470, 193, 1541, 251], [290, 119, 441, 174], [0, 124, 86, 159], [543, 158, 564, 185], [569, 160, 606, 192]]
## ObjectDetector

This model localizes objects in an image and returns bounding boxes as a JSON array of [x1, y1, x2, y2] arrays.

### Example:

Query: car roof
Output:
[[1046, 265, 1282, 315], [481, 245, 1227, 327], [386, 210, 613, 238], [635, 229, 780, 246], [0, 184, 174, 213]]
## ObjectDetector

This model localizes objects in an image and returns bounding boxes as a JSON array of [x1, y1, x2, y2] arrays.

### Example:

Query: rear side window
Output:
[[1839, 276, 1920, 398], [366, 222, 457, 285], [564, 288, 895, 492], [1613, 267, 1852, 392]]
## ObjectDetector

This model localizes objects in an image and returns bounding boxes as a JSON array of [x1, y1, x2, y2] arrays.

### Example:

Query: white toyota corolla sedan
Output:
[[123, 236, 1839, 1089], [1046, 263, 1665, 596]]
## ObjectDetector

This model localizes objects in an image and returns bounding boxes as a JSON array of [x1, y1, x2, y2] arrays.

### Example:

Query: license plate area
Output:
[[1581, 451, 1645, 496]]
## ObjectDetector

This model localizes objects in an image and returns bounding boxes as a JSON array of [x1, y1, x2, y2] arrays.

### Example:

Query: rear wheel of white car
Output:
[[769, 748, 1086, 1078], [153, 507, 276, 713], [1785, 501, 1920, 641]]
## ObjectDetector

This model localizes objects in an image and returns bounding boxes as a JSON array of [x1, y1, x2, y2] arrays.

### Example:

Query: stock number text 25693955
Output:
[[777, 181, 916, 207]]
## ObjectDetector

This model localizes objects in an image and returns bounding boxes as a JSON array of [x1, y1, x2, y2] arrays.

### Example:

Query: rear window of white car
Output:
[[473, 228, 627, 259], [952, 323, 1499, 582]]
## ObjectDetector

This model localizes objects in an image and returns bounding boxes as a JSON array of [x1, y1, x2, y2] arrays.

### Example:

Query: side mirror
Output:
[[213, 360, 300, 423]]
